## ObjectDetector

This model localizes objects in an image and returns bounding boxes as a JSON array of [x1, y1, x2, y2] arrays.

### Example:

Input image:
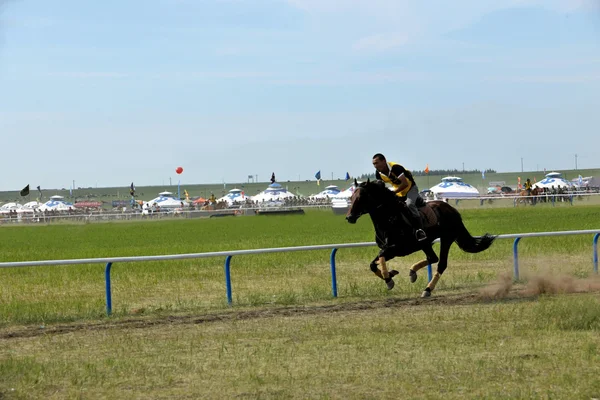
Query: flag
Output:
[[129, 182, 135, 196], [424, 164, 430, 174], [534, 177, 537, 183], [184, 189, 189, 201], [578, 175, 583, 186], [482, 170, 485, 180], [36, 185, 41, 194], [270, 172, 276, 184], [345, 172, 350, 181], [315, 170, 321, 186], [69, 186, 73, 197], [518, 176, 521, 189], [20, 184, 30, 197]]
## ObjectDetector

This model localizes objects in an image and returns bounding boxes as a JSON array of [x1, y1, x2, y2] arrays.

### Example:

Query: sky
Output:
[[1, 0, 599, 191]]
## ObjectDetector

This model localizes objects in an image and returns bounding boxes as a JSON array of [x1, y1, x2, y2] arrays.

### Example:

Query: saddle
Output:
[[416, 197, 438, 228]]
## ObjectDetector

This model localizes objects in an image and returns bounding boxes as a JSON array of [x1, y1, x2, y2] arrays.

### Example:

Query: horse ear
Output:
[[367, 178, 370, 184], [354, 178, 358, 187]]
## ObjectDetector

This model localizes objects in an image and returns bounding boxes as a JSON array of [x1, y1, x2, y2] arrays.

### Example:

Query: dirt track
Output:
[[0, 290, 536, 341]]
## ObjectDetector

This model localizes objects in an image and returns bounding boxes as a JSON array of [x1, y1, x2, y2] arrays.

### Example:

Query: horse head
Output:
[[346, 179, 394, 224]]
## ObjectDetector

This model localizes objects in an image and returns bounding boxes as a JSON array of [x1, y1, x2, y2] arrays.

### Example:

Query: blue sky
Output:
[[1, 0, 599, 190]]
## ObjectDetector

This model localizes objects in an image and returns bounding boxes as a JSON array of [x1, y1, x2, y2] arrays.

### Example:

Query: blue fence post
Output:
[[513, 237, 521, 280], [329, 248, 338, 298], [594, 233, 599, 274], [104, 262, 113, 316], [224, 256, 233, 305]]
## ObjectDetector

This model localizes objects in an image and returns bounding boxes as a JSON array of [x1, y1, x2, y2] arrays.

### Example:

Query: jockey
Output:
[[525, 178, 532, 196], [372, 153, 427, 242]]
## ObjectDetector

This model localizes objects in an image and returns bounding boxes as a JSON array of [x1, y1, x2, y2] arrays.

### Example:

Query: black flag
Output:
[[20, 184, 30, 197], [270, 172, 276, 184], [129, 182, 135, 196]]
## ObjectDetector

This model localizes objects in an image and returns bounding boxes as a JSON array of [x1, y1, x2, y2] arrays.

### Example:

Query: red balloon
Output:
[[176, 166, 183, 174]]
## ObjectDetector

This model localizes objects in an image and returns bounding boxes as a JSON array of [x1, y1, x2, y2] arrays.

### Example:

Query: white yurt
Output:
[[311, 185, 341, 199], [429, 177, 480, 198], [16, 201, 41, 214], [252, 183, 296, 203], [333, 184, 358, 200], [143, 191, 186, 210], [37, 196, 74, 212], [0, 202, 23, 211], [217, 188, 250, 206], [533, 172, 573, 190]]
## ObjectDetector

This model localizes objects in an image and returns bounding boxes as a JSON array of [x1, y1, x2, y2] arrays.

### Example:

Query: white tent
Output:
[[0, 202, 23, 211], [252, 183, 296, 203], [311, 185, 341, 199], [22, 201, 41, 209], [218, 188, 250, 205], [430, 176, 480, 198], [0, 202, 23, 214], [16, 201, 41, 214], [570, 176, 599, 189], [333, 185, 357, 200], [37, 196, 74, 212], [533, 172, 573, 190], [143, 192, 186, 210]]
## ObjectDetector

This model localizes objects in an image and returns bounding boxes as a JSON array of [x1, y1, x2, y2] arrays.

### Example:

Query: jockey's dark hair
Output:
[[372, 153, 386, 161]]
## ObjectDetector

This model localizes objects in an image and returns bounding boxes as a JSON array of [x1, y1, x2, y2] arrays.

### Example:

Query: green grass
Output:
[[0, 206, 600, 398], [0, 294, 599, 399], [0, 206, 599, 326]]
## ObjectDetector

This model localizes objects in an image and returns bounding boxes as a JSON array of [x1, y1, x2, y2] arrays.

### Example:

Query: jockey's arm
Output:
[[393, 173, 409, 194]]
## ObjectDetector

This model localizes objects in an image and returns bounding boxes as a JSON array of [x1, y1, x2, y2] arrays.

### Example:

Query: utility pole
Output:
[[521, 157, 523, 173], [462, 162, 464, 174], [575, 154, 578, 170]]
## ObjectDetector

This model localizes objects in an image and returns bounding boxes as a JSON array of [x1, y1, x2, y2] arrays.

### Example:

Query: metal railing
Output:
[[0, 230, 598, 315]]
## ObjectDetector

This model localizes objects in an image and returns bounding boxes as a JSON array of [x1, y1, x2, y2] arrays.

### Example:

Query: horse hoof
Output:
[[409, 270, 417, 283], [385, 278, 395, 290], [421, 290, 431, 298]]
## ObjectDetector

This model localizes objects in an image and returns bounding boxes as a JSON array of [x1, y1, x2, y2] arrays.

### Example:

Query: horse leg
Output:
[[409, 245, 439, 283], [422, 238, 451, 298], [369, 255, 398, 290]]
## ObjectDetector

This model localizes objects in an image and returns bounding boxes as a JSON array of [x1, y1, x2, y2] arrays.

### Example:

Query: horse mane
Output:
[[361, 180, 402, 205]]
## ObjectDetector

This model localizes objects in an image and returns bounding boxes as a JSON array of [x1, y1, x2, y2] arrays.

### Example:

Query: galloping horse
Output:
[[346, 179, 496, 297], [516, 187, 541, 205]]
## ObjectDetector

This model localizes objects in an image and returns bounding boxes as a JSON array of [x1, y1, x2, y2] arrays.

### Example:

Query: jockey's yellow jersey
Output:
[[376, 162, 414, 197], [525, 181, 532, 190]]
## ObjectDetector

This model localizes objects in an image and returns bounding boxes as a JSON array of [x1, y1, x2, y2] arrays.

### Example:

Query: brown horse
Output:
[[516, 187, 541, 205], [346, 179, 496, 297]]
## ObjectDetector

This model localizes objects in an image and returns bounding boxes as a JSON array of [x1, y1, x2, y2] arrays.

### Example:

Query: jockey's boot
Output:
[[412, 215, 427, 242]]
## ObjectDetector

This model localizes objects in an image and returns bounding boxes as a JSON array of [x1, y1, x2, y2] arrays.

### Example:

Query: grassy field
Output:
[[0, 207, 599, 398]]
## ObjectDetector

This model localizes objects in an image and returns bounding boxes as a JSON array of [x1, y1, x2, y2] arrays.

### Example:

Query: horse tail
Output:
[[431, 201, 496, 253], [455, 222, 496, 253]]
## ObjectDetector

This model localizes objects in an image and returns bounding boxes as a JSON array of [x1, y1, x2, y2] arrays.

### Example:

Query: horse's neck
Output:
[[368, 201, 405, 228]]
